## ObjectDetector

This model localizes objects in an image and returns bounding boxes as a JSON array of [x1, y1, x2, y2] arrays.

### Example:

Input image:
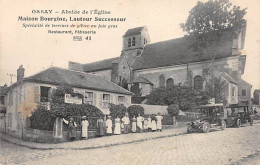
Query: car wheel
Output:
[[236, 119, 241, 128], [249, 119, 253, 126], [221, 120, 226, 130], [202, 122, 210, 133]]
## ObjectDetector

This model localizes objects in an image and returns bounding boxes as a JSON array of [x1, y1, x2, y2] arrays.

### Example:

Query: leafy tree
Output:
[[109, 103, 127, 119], [146, 83, 196, 111], [130, 83, 145, 104], [203, 76, 226, 103], [30, 85, 103, 130], [127, 105, 144, 118], [180, 0, 247, 74], [180, 0, 246, 103], [30, 105, 55, 131], [167, 104, 180, 127]]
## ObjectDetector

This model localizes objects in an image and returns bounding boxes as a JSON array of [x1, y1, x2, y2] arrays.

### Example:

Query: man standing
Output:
[[81, 116, 89, 139], [137, 113, 144, 133], [155, 112, 163, 132], [121, 113, 130, 134]]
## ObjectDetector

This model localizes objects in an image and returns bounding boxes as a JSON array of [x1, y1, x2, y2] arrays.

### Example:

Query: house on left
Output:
[[2, 65, 132, 140]]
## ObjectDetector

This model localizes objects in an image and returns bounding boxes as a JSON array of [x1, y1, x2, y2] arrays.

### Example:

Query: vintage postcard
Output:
[[0, 0, 259, 165]]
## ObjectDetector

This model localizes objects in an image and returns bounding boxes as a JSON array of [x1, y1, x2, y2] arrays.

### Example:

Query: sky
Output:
[[0, 0, 259, 93]]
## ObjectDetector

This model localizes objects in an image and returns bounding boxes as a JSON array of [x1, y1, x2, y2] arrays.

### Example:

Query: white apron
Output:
[[81, 120, 89, 138]]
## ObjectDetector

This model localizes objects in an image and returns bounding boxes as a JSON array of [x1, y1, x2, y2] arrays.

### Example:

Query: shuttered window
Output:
[[84, 92, 94, 105], [118, 96, 125, 103], [102, 94, 110, 108]]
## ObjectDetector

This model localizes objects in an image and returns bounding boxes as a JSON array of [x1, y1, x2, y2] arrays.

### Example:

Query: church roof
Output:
[[123, 26, 145, 37], [239, 79, 252, 87], [83, 57, 120, 72], [19, 67, 132, 95], [132, 35, 233, 70], [82, 29, 234, 73], [132, 76, 153, 85]]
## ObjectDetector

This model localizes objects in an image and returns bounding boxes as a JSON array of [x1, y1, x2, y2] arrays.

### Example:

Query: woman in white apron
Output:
[[151, 115, 157, 132], [114, 116, 121, 135], [106, 115, 112, 136], [147, 115, 152, 132], [131, 116, 137, 133]]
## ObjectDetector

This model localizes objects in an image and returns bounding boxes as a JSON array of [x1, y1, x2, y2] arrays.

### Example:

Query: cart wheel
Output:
[[221, 120, 226, 130], [236, 119, 241, 128], [202, 122, 210, 133]]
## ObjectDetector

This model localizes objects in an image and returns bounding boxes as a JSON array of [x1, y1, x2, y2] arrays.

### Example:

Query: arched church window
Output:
[[194, 75, 203, 90], [166, 78, 174, 87], [132, 37, 136, 46], [159, 74, 165, 87], [128, 38, 131, 47]]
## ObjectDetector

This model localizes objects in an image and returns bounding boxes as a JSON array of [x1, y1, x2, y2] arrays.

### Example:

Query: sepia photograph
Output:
[[0, 0, 259, 165]]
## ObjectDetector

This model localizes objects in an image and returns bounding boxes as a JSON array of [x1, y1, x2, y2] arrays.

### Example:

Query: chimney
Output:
[[17, 65, 25, 81]]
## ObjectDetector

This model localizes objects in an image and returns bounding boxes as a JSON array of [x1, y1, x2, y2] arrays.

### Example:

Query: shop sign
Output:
[[64, 94, 82, 104]]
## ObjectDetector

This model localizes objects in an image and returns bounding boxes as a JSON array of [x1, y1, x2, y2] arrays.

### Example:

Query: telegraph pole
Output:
[[7, 73, 16, 84]]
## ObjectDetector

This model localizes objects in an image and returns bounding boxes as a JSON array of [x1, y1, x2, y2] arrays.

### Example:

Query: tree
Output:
[[30, 84, 103, 130], [203, 76, 226, 103], [127, 105, 144, 118], [146, 84, 196, 111], [181, 0, 246, 72], [180, 0, 246, 103], [130, 83, 145, 104], [167, 104, 180, 127], [109, 103, 127, 119]]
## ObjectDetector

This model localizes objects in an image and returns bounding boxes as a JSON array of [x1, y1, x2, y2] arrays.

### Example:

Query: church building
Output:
[[83, 25, 249, 105]]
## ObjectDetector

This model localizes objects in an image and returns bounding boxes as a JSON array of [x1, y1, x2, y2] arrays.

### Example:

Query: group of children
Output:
[[63, 112, 164, 141]]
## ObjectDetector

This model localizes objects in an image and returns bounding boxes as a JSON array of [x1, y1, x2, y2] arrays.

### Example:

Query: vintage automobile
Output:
[[187, 104, 227, 133], [225, 104, 254, 127]]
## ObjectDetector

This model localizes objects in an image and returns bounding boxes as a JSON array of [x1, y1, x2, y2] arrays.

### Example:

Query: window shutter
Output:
[[93, 92, 97, 106], [110, 95, 113, 104], [99, 93, 103, 107], [34, 86, 40, 103], [125, 96, 128, 104]]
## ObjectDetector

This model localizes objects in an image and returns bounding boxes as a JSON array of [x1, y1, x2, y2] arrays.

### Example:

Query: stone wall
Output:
[[22, 128, 97, 143]]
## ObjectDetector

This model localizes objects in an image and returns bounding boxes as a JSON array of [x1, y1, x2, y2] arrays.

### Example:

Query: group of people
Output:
[[105, 113, 163, 135], [63, 113, 164, 141]]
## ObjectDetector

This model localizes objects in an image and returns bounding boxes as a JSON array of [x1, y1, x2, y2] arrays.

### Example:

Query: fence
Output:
[[63, 116, 99, 131]]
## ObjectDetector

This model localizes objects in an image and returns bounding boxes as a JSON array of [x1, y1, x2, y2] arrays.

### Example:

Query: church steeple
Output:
[[122, 26, 150, 51]]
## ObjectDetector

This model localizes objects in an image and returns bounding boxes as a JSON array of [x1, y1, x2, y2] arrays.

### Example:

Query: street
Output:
[[1, 123, 260, 165]]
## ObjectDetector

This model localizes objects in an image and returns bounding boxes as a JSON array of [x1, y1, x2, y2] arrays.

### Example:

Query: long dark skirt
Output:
[[68, 124, 76, 138]]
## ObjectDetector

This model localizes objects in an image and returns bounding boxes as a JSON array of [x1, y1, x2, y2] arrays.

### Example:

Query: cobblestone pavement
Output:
[[1, 123, 260, 165]]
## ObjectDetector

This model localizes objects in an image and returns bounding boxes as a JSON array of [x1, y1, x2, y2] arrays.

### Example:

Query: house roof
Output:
[[132, 34, 233, 70], [132, 76, 153, 85], [239, 79, 252, 87], [21, 67, 132, 95], [83, 57, 120, 72], [123, 26, 145, 37]]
